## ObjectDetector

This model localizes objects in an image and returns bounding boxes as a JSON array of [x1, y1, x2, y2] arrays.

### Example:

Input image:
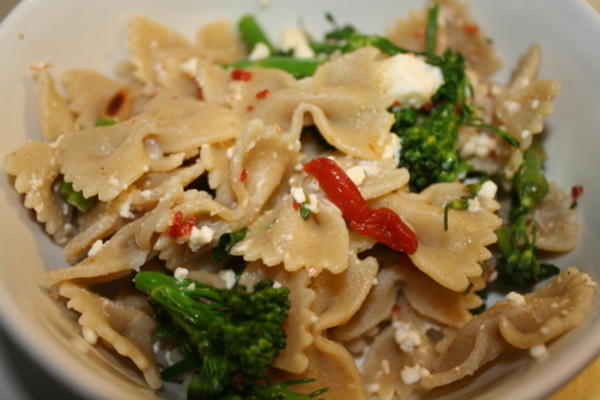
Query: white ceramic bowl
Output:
[[0, 0, 599, 399]]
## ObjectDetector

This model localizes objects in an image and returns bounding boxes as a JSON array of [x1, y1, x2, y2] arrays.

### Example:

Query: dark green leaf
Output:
[[211, 228, 249, 261]]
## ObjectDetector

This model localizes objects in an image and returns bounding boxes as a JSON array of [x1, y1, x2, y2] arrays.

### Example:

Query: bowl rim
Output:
[[0, 1, 599, 400]]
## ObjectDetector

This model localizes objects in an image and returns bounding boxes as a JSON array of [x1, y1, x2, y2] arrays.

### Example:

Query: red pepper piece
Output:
[[303, 157, 418, 254], [231, 68, 252, 81], [256, 89, 270, 99], [239, 169, 249, 182], [166, 211, 196, 238], [350, 208, 418, 254], [303, 157, 370, 221]]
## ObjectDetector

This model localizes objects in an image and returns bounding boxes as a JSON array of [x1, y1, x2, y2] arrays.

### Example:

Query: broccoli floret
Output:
[[496, 147, 559, 290], [134, 271, 327, 400], [58, 181, 97, 212]]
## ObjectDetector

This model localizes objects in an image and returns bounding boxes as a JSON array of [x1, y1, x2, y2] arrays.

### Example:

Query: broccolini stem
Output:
[[226, 57, 323, 79], [238, 14, 276, 53], [425, 3, 439, 55]]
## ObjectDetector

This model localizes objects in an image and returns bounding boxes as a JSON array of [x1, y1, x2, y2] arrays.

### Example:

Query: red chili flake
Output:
[[195, 87, 204, 100], [571, 185, 584, 209], [420, 102, 433, 112], [303, 157, 418, 254], [166, 211, 196, 238], [231, 68, 252, 81], [292, 199, 301, 210], [392, 304, 401, 314], [239, 169, 249, 183], [106, 90, 126, 117], [256, 89, 270, 99], [454, 103, 462, 115], [463, 23, 480, 34], [412, 31, 424, 38], [247, 105, 255, 112], [392, 100, 401, 107]]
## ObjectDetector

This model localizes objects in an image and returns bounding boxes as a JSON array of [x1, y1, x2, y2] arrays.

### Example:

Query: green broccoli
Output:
[[211, 228, 249, 261], [58, 181, 97, 212], [391, 3, 517, 191], [495, 147, 559, 290], [134, 271, 328, 400]]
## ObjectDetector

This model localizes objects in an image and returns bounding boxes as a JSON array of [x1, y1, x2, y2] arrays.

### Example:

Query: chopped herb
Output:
[[425, 3, 439, 55], [299, 202, 312, 220], [95, 116, 117, 127], [443, 180, 485, 230], [58, 181, 97, 212], [237, 14, 276, 53], [211, 228, 249, 261]]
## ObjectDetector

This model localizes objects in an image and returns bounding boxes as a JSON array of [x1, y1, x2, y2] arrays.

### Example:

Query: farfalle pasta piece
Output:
[[421, 267, 595, 390], [34, 70, 76, 142], [232, 197, 350, 275], [58, 282, 161, 389], [223, 119, 299, 227], [533, 182, 580, 252], [59, 94, 239, 201], [241, 262, 315, 374], [195, 20, 246, 65], [128, 16, 197, 95], [332, 156, 410, 200], [45, 217, 150, 288], [362, 303, 439, 400], [4, 141, 71, 243], [61, 69, 135, 127], [373, 190, 501, 291]]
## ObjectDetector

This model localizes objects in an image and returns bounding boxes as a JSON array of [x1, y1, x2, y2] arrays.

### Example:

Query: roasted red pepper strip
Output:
[[303, 157, 370, 221], [303, 157, 418, 254]]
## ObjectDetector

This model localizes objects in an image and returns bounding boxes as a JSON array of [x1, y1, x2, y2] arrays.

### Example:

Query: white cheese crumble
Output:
[[82, 327, 98, 345], [291, 187, 306, 204], [400, 365, 421, 385], [506, 291, 526, 306], [393, 321, 422, 353], [87, 239, 104, 257], [179, 57, 199, 76], [530, 99, 540, 109], [248, 42, 271, 61], [140, 190, 153, 199], [144, 138, 162, 160], [305, 193, 320, 213], [219, 269, 237, 289], [382, 134, 401, 163], [460, 133, 496, 158], [529, 344, 548, 359], [189, 225, 214, 251], [381, 53, 444, 108], [504, 100, 521, 113], [372, 278, 379, 286], [226, 147, 234, 159], [365, 383, 380, 393], [346, 166, 366, 185], [467, 198, 482, 213], [119, 200, 135, 219], [272, 280, 282, 289], [521, 130, 531, 140], [281, 27, 314, 58], [478, 180, 498, 200], [174, 267, 189, 281], [400, 365, 430, 385]]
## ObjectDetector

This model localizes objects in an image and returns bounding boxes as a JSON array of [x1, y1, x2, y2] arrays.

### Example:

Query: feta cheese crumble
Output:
[[87, 239, 104, 257], [219, 269, 237, 289], [174, 267, 189, 281], [189, 225, 214, 251], [119, 200, 135, 219], [506, 291, 526, 306], [291, 187, 307, 204], [281, 27, 314, 58], [82, 327, 98, 345], [400, 365, 420, 385], [179, 57, 199, 76], [381, 53, 444, 108], [529, 344, 548, 359], [248, 42, 271, 61], [346, 166, 366, 185], [393, 321, 422, 353]]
